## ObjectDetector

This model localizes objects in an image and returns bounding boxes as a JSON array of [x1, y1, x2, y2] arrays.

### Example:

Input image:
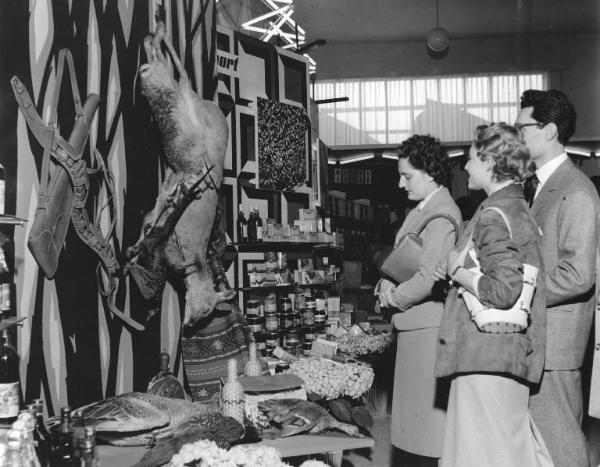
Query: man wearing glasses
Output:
[[516, 89, 600, 467]]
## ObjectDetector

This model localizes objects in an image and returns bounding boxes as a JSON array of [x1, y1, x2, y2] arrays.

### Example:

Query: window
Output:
[[313, 72, 547, 146]]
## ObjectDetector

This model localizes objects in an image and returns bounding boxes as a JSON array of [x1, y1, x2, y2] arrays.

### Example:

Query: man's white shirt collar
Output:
[[535, 152, 568, 197]]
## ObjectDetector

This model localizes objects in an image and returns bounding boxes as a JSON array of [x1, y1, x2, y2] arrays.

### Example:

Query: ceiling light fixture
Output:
[[426, 0, 449, 52], [339, 154, 375, 165]]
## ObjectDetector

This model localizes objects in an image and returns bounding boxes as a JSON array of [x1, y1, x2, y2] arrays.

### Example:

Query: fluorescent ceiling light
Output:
[[382, 153, 398, 160], [448, 150, 464, 158], [566, 147, 591, 157], [339, 154, 374, 165], [328, 159, 338, 165]]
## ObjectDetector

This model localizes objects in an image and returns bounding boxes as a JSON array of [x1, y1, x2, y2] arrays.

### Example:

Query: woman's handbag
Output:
[[380, 213, 459, 283], [459, 207, 539, 334]]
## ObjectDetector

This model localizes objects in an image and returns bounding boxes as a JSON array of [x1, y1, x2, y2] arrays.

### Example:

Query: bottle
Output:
[[221, 358, 244, 425], [70, 410, 85, 460], [245, 342, 262, 377], [51, 407, 73, 466], [237, 206, 248, 244], [0, 328, 21, 426], [147, 351, 186, 399], [0, 164, 5, 215], [254, 205, 263, 243], [27, 403, 50, 467], [75, 426, 98, 467], [247, 209, 257, 243], [16, 411, 39, 466]]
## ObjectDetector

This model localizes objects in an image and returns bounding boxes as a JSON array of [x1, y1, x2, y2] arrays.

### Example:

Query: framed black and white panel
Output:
[[277, 48, 309, 110], [281, 191, 310, 225], [234, 32, 278, 104], [219, 180, 235, 244], [236, 105, 258, 185], [238, 252, 265, 289]]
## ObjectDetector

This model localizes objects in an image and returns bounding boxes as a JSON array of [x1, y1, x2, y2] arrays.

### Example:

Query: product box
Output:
[[299, 208, 317, 221]]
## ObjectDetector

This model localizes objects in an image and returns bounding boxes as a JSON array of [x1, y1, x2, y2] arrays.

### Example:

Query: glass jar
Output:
[[246, 314, 264, 333], [265, 331, 280, 356], [302, 308, 315, 326], [315, 324, 327, 339], [264, 293, 277, 313], [284, 328, 301, 348], [305, 294, 316, 310], [246, 299, 261, 316], [254, 332, 266, 357], [293, 288, 305, 310], [275, 362, 290, 373], [303, 326, 315, 343], [264, 311, 279, 331], [292, 311, 302, 328], [278, 297, 292, 313], [302, 341, 312, 357], [314, 309, 327, 325], [283, 312, 294, 329]]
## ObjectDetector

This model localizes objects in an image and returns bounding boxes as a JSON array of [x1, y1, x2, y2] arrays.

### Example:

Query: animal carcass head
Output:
[[183, 270, 233, 326]]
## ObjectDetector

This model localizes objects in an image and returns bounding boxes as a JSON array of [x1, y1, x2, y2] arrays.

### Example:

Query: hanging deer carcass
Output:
[[128, 22, 233, 326]]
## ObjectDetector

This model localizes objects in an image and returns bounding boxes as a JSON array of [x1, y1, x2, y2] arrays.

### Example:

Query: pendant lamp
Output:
[[427, 0, 449, 52]]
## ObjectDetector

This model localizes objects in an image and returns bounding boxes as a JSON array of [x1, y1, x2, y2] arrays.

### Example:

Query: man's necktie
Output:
[[524, 173, 540, 207]]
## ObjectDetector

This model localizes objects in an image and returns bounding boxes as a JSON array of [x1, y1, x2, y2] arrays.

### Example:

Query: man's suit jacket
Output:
[[389, 187, 462, 330], [531, 157, 600, 371]]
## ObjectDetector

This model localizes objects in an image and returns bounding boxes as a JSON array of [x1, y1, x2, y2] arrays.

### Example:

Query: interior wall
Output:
[[311, 32, 600, 140]]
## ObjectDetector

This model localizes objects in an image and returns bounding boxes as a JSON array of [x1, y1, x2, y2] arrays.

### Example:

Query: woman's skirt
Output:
[[441, 373, 553, 467], [391, 326, 449, 457]]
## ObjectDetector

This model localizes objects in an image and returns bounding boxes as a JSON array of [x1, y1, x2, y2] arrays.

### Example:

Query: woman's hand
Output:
[[446, 239, 474, 283], [433, 259, 448, 281], [377, 279, 396, 308]]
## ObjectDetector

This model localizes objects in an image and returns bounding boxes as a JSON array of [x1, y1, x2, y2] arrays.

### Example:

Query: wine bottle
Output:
[[237, 206, 248, 244], [0, 328, 20, 426], [0, 163, 5, 215], [254, 205, 263, 243], [70, 409, 85, 460], [247, 209, 257, 243], [51, 407, 73, 466], [27, 402, 50, 466]]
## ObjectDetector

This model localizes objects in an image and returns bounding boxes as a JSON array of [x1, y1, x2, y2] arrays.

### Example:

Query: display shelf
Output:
[[235, 241, 341, 253], [240, 281, 341, 292], [0, 214, 27, 226]]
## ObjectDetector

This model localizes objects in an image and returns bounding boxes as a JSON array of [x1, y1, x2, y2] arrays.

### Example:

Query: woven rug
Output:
[[182, 304, 267, 402]]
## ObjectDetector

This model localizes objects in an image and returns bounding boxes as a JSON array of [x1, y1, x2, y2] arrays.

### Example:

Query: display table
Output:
[[98, 432, 374, 467]]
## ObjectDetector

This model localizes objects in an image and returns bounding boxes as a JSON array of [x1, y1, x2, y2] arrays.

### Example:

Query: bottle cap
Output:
[[159, 351, 170, 371]]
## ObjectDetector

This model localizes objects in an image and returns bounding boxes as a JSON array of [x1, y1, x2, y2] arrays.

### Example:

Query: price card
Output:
[[310, 338, 338, 359]]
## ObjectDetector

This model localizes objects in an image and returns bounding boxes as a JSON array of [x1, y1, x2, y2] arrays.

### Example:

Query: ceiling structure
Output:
[[219, 0, 600, 47]]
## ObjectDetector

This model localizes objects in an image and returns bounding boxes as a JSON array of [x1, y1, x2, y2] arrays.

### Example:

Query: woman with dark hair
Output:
[[376, 134, 462, 465], [433, 123, 551, 466]]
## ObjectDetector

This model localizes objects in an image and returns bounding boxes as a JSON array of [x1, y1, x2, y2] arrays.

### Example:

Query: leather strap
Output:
[[415, 213, 460, 241]]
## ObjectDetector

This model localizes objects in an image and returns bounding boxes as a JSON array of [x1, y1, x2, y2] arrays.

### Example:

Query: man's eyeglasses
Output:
[[515, 122, 545, 131]]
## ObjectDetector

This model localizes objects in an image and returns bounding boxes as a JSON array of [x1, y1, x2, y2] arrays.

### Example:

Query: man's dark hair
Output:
[[520, 89, 576, 145]]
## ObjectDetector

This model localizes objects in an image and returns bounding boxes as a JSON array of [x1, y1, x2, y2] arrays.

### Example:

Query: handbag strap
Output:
[[415, 213, 460, 242], [481, 206, 512, 239]]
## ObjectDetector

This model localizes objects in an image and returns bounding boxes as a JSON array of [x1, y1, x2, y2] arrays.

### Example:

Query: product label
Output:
[[0, 382, 19, 417]]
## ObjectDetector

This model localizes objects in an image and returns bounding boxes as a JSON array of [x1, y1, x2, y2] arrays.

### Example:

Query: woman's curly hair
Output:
[[397, 135, 451, 186], [473, 123, 533, 183]]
